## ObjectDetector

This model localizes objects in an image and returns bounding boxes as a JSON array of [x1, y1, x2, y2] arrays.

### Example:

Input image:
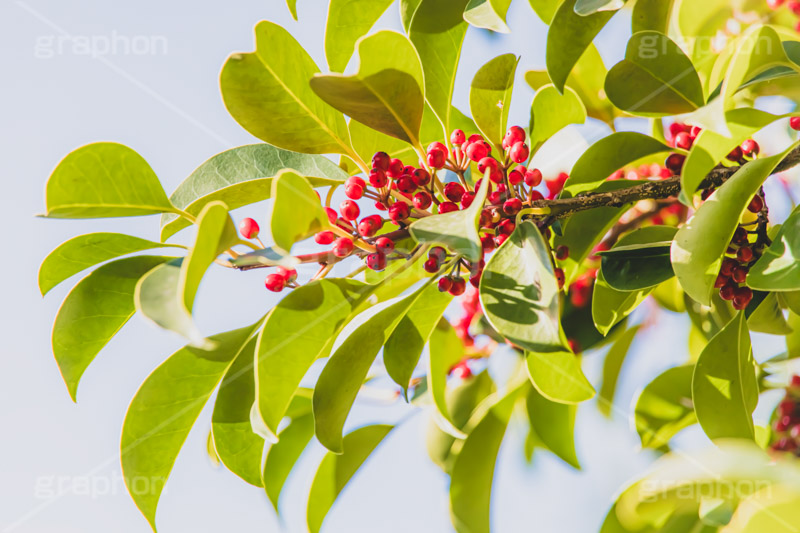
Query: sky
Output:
[[0, 1, 794, 532]]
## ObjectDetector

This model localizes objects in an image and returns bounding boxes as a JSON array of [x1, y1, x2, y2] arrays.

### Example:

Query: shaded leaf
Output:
[[631, 0, 674, 34], [598, 325, 641, 417], [429, 319, 469, 438], [747, 293, 792, 335], [592, 270, 650, 336], [526, 385, 580, 468], [263, 400, 314, 513], [748, 205, 800, 291], [601, 242, 675, 291]]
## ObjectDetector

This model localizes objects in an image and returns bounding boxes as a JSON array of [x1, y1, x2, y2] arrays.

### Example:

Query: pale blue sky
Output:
[[0, 1, 792, 532]]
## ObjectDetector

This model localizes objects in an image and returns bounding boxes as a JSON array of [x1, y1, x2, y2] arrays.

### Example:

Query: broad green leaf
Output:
[[592, 270, 651, 336], [527, 350, 595, 403], [255, 279, 376, 439], [463, 0, 513, 33], [631, 0, 674, 34], [348, 118, 416, 171], [563, 132, 671, 195], [160, 144, 347, 240], [634, 365, 696, 448], [605, 31, 704, 117], [651, 277, 686, 313], [53, 255, 173, 401], [600, 243, 675, 291], [44, 142, 173, 218], [263, 401, 314, 512], [313, 280, 433, 452], [672, 144, 798, 305], [400, 0, 423, 32], [269, 171, 328, 253], [286, 0, 298, 19], [121, 323, 260, 529], [324, 0, 394, 72], [409, 175, 490, 262], [384, 285, 452, 397], [546, 0, 615, 93], [598, 325, 641, 417], [748, 205, 800, 291], [469, 54, 519, 147], [675, 0, 739, 82], [449, 382, 525, 533], [480, 220, 568, 352], [211, 338, 263, 487], [307, 425, 393, 533], [526, 386, 580, 468], [693, 312, 758, 441], [429, 319, 469, 438], [681, 109, 780, 202], [728, 485, 800, 533], [529, 85, 586, 151], [747, 293, 792, 335], [39, 233, 182, 296], [311, 31, 425, 146], [220, 21, 352, 156], [528, 0, 561, 23], [575, 0, 625, 15], [408, 0, 470, 137]]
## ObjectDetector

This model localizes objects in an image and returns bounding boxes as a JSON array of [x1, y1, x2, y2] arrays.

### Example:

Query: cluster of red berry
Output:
[[662, 123, 762, 177], [713, 211, 764, 310], [767, 0, 800, 31], [771, 375, 800, 455]]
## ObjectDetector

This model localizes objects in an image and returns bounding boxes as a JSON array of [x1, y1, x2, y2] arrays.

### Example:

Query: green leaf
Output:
[[52, 255, 173, 401], [429, 319, 469, 438], [525, 386, 580, 468], [564, 132, 671, 195], [729, 486, 800, 533], [44, 142, 174, 219], [286, 0, 298, 19], [307, 425, 393, 533], [449, 382, 525, 533], [220, 21, 352, 156], [601, 241, 675, 291], [529, 85, 587, 151], [121, 323, 261, 530], [469, 54, 519, 147], [409, 175, 490, 262], [384, 285, 452, 397], [528, 0, 561, 23], [313, 280, 433, 452], [651, 277, 686, 313], [672, 144, 798, 305], [526, 350, 595, 403], [598, 325, 641, 417], [592, 270, 651, 336], [546, 0, 616, 93], [211, 339, 264, 487], [255, 279, 377, 439], [681, 109, 780, 202], [269, 171, 329, 253], [748, 205, 800, 291], [408, 0, 470, 137], [747, 292, 792, 335], [634, 365, 696, 448], [480, 220, 567, 352], [400, 0, 423, 32], [39, 233, 182, 296], [605, 31, 704, 117], [324, 0, 394, 72], [160, 144, 347, 241], [631, 0, 674, 33], [693, 312, 758, 441], [463, 0, 513, 33], [575, 0, 625, 15]]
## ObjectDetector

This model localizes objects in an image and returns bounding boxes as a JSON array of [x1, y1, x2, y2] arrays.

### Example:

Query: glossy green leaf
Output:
[[311, 31, 425, 146], [480, 220, 567, 352], [546, 0, 615, 93], [748, 205, 800, 291], [592, 270, 650, 336], [672, 145, 797, 305], [409, 175, 489, 262], [526, 385, 580, 468], [324, 0, 394, 72], [564, 133, 671, 195], [121, 323, 261, 529], [747, 293, 792, 335], [307, 425, 393, 533], [314, 280, 432, 452], [693, 312, 758, 441], [348, 118, 416, 171], [255, 279, 376, 439], [429, 319, 469, 438], [408, 0, 470, 137], [400, 0, 423, 32], [263, 407, 314, 512], [463, 0, 513, 33], [631, 0, 674, 34], [605, 31, 704, 117], [634, 365, 696, 448], [384, 285, 452, 397], [469, 54, 519, 147], [598, 325, 641, 417], [44, 142, 174, 219], [269, 171, 329, 253], [39, 233, 181, 296], [601, 243, 675, 291], [52, 255, 173, 401], [529, 85, 586, 151], [526, 350, 595, 404], [211, 338, 263, 486], [286, 0, 298, 19], [160, 144, 347, 240], [220, 21, 352, 156], [651, 277, 686, 313], [575, 0, 625, 15]]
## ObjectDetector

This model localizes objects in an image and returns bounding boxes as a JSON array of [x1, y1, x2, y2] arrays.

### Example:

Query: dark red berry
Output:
[[508, 167, 524, 185], [665, 153, 686, 174], [423, 257, 440, 273], [366, 252, 386, 271], [386, 158, 405, 178], [369, 168, 388, 188], [374, 236, 394, 254], [731, 265, 748, 284], [411, 168, 431, 187], [239, 218, 260, 239], [438, 277, 453, 292], [554, 267, 565, 289], [503, 198, 522, 216], [388, 202, 410, 222], [719, 281, 737, 301], [732, 286, 753, 310], [461, 191, 476, 209], [495, 233, 508, 247], [480, 233, 495, 253], [555, 245, 569, 261], [727, 146, 744, 162], [449, 277, 466, 296], [265, 273, 285, 292], [413, 191, 432, 210], [741, 139, 759, 157], [438, 201, 459, 214], [747, 195, 764, 213], [396, 175, 417, 194], [714, 273, 729, 288], [737, 246, 754, 262], [444, 182, 465, 203], [497, 219, 516, 236], [358, 218, 379, 237], [525, 168, 542, 187], [372, 152, 390, 171]]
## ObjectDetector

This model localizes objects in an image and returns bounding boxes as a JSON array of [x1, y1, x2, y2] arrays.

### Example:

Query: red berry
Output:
[[495, 233, 508, 247], [555, 245, 569, 261], [450, 129, 466, 145], [668, 122, 687, 139], [345, 184, 364, 199], [427, 150, 445, 169], [674, 131, 693, 150], [375, 201, 388, 211], [451, 361, 472, 379], [480, 233, 495, 253], [411, 168, 431, 187], [719, 281, 737, 300], [366, 252, 386, 271], [461, 191, 476, 209], [444, 182, 465, 202], [497, 219, 516, 236], [714, 273, 729, 288], [466, 142, 489, 162], [525, 168, 543, 187], [358, 218, 379, 237], [568, 338, 581, 354], [737, 246, 754, 263], [340, 200, 360, 221], [502, 198, 522, 216], [449, 277, 466, 296], [741, 139, 759, 157], [767, 0, 785, 9], [423, 257, 440, 273], [372, 152, 390, 171], [509, 142, 529, 164], [790, 0, 800, 14], [346, 176, 365, 189], [665, 153, 686, 174], [388, 202, 410, 222], [488, 191, 504, 205], [791, 375, 800, 388], [477, 157, 499, 175], [732, 227, 749, 244], [747, 195, 764, 213], [239, 218, 260, 239], [791, 117, 800, 131], [727, 146, 744, 162], [467, 134, 484, 144], [732, 286, 753, 310], [438, 201, 459, 214], [396, 175, 417, 194], [332, 237, 354, 257], [369, 168, 388, 188], [276, 266, 297, 282], [265, 273, 285, 292], [429, 246, 447, 262], [315, 230, 336, 245], [554, 267, 565, 289], [508, 167, 524, 185], [413, 191, 432, 209], [387, 158, 405, 178], [324, 207, 338, 224], [479, 209, 492, 227], [438, 277, 453, 292], [504, 126, 526, 148], [731, 265, 748, 284]]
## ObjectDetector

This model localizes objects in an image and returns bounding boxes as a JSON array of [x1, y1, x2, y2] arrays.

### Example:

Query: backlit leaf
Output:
[[269, 171, 329, 253], [526, 350, 595, 403], [634, 364, 696, 448], [598, 325, 641, 417], [324, 0, 394, 72], [748, 205, 800, 291], [526, 385, 580, 468], [463, 0, 513, 33], [529, 85, 586, 152], [469, 54, 519, 148]]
